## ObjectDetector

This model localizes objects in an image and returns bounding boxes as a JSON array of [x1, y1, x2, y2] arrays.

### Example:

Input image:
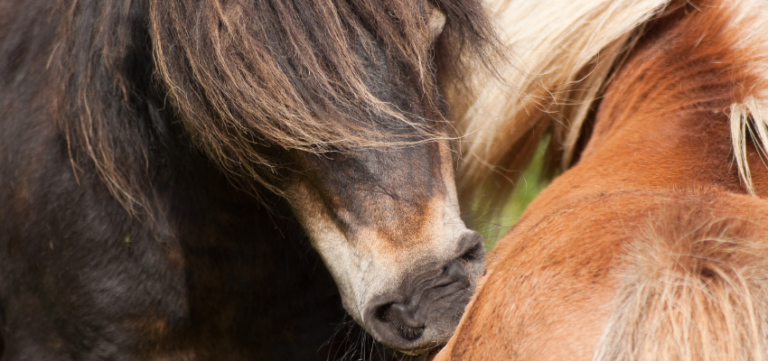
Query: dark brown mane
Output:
[[39, 0, 497, 215]]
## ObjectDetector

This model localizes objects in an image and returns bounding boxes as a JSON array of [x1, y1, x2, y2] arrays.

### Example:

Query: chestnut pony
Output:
[[439, 0, 768, 360], [0, 0, 499, 359]]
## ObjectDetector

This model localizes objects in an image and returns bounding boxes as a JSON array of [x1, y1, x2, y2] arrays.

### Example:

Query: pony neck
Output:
[[516, 0, 768, 228], [585, 0, 768, 193]]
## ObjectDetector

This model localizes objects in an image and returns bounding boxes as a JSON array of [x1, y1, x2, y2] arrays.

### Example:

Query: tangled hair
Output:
[[47, 0, 498, 215]]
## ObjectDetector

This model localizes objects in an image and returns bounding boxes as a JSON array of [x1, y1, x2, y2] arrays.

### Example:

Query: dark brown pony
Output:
[[437, 0, 768, 359], [0, 0, 498, 359]]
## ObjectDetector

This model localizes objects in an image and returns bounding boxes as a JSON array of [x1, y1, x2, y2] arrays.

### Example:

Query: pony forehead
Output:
[[149, 0, 496, 148], [146, 0, 499, 197]]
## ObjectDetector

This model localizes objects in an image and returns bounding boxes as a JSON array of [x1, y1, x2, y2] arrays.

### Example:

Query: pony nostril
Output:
[[444, 259, 467, 281], [461, 243, 483, 261], [375, 303, 394, 322], [390, 304, 423, 328], [459, 231, 485, 262], [375, 302, 426, 341]]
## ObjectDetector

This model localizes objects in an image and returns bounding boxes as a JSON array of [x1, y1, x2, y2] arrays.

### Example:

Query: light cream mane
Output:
[[456, 0, 768, 211]]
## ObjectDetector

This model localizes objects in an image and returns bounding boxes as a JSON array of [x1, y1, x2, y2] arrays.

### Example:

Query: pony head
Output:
[[53, 0, 499, 352]]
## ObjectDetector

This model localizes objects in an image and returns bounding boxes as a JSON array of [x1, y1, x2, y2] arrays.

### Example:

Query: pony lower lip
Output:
[[401, 349, 428, 356], [425, 346, 443, 361]]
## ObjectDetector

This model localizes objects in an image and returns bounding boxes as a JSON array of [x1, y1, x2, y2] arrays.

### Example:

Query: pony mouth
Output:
[[400, 348, 431, 357], [364, 234, 485, 351], [364, 271, 476, 352], [394, 342, 446, 357]]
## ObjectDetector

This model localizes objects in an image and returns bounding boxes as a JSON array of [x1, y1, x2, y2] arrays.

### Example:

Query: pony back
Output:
[[596, 209, 768, 361]]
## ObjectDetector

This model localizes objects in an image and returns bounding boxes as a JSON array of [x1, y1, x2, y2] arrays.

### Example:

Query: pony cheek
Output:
[[284, 184, 415, 336], [282, 180, 370, 318]]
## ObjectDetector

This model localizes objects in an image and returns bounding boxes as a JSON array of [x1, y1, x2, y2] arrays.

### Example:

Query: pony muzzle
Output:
[[365, 231, 486, 352]]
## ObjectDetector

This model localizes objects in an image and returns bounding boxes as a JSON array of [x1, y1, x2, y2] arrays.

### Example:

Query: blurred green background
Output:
[[472, 144, 549, 251]]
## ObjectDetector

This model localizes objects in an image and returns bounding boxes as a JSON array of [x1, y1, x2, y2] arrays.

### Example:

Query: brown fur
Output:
[[436, 192, 768, 361], [596, 205, 768, 361], [436, 0, 768, 360]]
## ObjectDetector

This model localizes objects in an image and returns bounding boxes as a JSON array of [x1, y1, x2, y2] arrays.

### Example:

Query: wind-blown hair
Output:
[[43, 0, 498, 215]]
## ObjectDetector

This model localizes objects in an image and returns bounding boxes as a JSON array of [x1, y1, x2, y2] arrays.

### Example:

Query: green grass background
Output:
[[472, 145, 549, 250]]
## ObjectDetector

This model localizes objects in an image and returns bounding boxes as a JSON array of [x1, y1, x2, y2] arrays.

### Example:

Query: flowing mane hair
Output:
[[40, 0, 499, 216], [457, 0, 768, 215]]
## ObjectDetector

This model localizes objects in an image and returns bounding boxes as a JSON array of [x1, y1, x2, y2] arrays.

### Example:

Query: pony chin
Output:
[[285, 178, 485, 353]]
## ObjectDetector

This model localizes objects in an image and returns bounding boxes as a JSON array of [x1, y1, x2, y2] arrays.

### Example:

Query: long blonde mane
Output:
[[456, 0, 768, 211]]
